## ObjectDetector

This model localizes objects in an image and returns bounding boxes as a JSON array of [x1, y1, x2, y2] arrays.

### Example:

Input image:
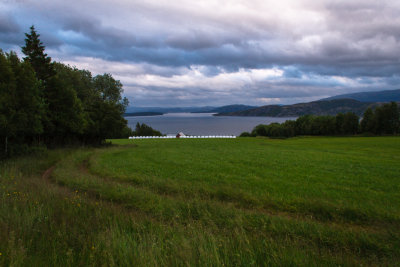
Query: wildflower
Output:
[[91, 246, 95, 250], [0, 252, 2, 256]]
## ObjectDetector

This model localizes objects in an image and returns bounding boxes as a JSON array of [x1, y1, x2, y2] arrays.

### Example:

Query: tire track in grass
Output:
[[43, 151, 400, 263], [86, 150, 399, 232], [42, 166, 55, 180], [40, 160, 159, 226], [87, 158, 399, 262]]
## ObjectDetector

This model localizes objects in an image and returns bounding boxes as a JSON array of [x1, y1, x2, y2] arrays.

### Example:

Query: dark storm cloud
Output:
[[9, 0, 400, 72], [0, 13, 20, 33], [2, 0, 400, 106], [0, 12, 22, 50]]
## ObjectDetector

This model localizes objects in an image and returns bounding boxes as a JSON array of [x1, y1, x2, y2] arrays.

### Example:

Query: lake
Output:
[[126, 113, 296, 136]]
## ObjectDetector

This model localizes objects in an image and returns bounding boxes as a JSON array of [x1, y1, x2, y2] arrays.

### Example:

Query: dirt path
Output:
[[42, 166, 55, 180]]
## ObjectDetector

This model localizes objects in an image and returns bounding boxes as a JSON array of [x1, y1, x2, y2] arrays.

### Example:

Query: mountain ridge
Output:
[[125, 104, 257, 114], [126, 89, 400, 117], [215, 99, 380, 117], [192, 104, 257, 113], [321, 89, 400, 102]]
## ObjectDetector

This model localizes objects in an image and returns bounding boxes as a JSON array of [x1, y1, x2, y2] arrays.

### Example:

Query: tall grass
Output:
[[0, 137, 399, 266]]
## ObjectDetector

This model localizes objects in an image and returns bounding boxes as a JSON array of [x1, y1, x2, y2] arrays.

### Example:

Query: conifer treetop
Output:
[[21, 25, 55, 81]]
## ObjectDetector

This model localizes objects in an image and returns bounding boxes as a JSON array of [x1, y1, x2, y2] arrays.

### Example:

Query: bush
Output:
[[132, 123, 163, 136], [239, 132, 252, 137], [242, 103, 399, 139], [251, 124, 268, 137]]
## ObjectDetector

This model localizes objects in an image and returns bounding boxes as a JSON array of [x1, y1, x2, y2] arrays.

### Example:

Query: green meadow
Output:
[[1, 137, 399, 266]]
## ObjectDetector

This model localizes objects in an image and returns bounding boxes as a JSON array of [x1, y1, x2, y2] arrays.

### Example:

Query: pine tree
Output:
[[360, 108, 375, 133], [21, 25, 55, 81]]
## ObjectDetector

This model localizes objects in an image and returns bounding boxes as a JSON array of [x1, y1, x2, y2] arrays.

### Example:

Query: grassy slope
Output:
[[0, 137, 399, 266]]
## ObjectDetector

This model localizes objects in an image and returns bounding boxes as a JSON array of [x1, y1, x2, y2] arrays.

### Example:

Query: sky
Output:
[[1, 0, 400, 107]]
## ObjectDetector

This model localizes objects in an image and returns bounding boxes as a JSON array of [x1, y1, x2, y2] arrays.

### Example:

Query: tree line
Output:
[[1, 26, 132, 157], [241, 102, 400, 138], [132, 123, 163, 137]]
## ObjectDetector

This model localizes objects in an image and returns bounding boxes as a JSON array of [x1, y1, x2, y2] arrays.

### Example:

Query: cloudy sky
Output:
[[1, 0, 400, 107]]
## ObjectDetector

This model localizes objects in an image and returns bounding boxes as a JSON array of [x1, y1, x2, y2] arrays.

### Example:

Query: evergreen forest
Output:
[[0, 26, 132, 157]]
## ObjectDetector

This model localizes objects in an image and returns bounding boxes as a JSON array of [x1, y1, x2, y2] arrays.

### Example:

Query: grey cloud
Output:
[[0, 13, 20, 33], [166, 31, 223, 51], [39, 31, 64, 48], [126, 81, 348, 107], [12, 0, 400, 79], [0, 32, 23, 46], [194, 66, 224, 77], [0, 13, 22, 49], [283, 66, 303, 78], [385, 75, 400, 86], [3, 0, 400, 107], [61, 18, 139, 48]]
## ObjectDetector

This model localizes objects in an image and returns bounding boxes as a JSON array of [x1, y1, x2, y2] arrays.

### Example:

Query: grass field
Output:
[[1, 137, 399, 266]]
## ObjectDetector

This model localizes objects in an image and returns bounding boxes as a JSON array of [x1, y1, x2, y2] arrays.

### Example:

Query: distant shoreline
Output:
[[124, 112, 164, 117]]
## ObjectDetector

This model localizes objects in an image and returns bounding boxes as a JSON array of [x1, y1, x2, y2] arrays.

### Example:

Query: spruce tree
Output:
[[360, 108, 375, 133], [21, 25, 55, 81]]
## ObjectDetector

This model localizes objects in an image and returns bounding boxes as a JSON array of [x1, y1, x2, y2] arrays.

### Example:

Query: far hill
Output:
[[125, 104, 257, 114], [216, 99, 378, 117], [192, 104, 257, 113], [321, 89, 400, 102], [125, 106, 216, 113], [123, 112, 163, 117]]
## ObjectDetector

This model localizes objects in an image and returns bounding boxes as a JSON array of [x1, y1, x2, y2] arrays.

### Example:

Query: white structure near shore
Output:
[[129, 134, 236, 139]]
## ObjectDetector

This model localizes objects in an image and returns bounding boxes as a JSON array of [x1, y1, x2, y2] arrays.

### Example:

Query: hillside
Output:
[[192, 104, 257, 113], [126, 104, 257, 114], [322, 89, 400, 102], [210, 104, 257, 113], [216, 99, 376, 117], [125, 106, 215, 113], [125, 89, 400, 117], [123, 112, 163, 117]]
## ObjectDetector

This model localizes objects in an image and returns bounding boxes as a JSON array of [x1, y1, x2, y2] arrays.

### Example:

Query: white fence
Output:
[[129, 135, 237, 139]]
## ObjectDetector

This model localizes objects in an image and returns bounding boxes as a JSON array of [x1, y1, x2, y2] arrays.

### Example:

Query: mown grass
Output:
[[0, 137, 399, 266]]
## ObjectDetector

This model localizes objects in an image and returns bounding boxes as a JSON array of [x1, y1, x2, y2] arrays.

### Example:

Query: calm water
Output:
[[126, 113, 296, 136]]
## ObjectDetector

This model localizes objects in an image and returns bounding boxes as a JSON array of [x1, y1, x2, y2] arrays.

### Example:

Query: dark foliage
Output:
[[21, 25, 55, 82], [360, 102, 400, 135], [360, 108, 375, 133], [239, 132, 252, 137], [1, 27, 132, 157], [124, 112, 163, 117], [132, 123, 163, 136], [246, 103, 400, 138]]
